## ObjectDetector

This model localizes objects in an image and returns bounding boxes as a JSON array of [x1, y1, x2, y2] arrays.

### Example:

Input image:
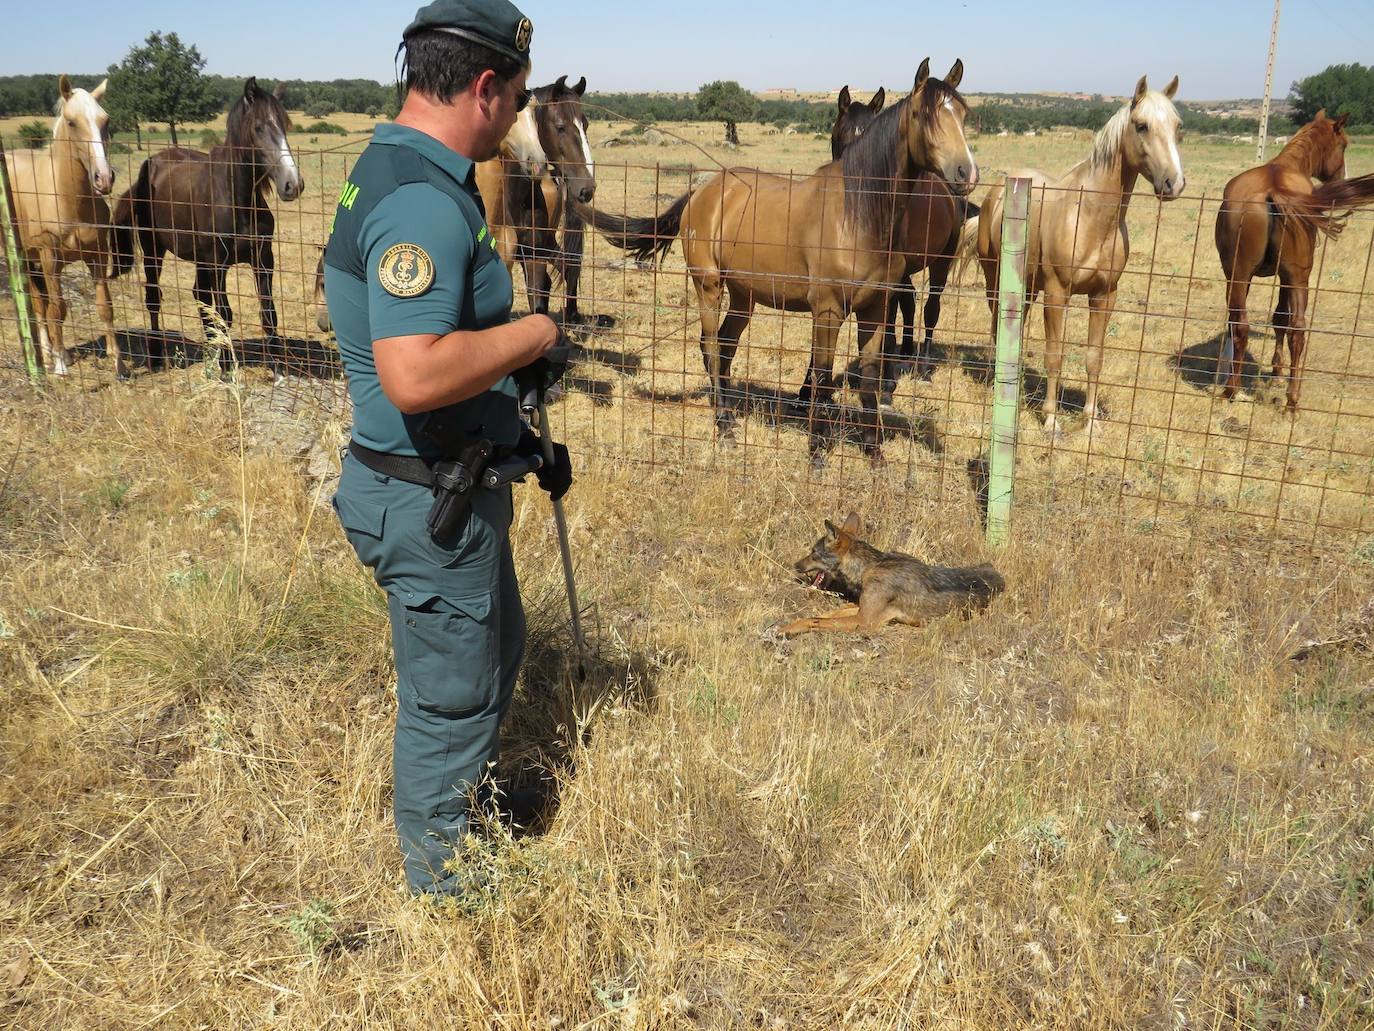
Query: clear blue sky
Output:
[[4, 0, 1372, 99]]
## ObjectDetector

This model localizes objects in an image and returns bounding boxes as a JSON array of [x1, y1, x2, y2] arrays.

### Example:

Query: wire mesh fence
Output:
[[4, 115, 1374, 564]]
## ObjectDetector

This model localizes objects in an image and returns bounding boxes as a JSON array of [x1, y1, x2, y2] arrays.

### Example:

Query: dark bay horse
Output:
[[475, 75, 598, 323], [587, 59, 977, 461], [831, 84, 976, 391], [1215, 110, 1374, 412], [112, 77, 303, 368]]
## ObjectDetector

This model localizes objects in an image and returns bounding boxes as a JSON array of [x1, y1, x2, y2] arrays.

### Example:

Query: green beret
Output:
[[403, 0, 534, 65]]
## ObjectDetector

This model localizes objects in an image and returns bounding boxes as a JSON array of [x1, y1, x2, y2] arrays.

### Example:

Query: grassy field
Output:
[[2, 116, 1374, 1028]]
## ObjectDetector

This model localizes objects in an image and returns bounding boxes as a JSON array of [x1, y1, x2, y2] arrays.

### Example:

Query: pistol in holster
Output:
[[420, 409, 494, 546]]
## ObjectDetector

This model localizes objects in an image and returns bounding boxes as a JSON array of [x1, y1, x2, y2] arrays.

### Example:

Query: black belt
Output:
[[349, 439, 539, 491], [349, 440, 439, 487]]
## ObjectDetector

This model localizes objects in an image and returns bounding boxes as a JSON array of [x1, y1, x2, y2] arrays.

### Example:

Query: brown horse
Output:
[[1214, 110, 1374, 412], [831, 85, 976, 391], [112, 77, 303, 369], [4, 75, 120, 376], [475, 75, 598, 323], [972, 75, 1185, 436], [587, 59, 977, 460]]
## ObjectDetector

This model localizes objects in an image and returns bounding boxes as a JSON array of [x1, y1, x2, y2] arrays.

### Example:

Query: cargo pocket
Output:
[[334, 492, 387, 568], [390, 591, 497, 716]]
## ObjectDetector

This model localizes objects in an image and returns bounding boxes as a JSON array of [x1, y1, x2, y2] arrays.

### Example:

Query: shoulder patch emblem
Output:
[[378, 243, 434, 297]]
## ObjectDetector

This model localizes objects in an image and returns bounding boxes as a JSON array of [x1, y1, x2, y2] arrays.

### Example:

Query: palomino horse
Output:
[[1215, 110, 1374, 412], [475, 75, 597, 322], [4, 75, 119, 376], [831, 85, 976, 392], [588, 59, 977, 460], [112, 77, 303, 368], [974, 75, 1185, 436]]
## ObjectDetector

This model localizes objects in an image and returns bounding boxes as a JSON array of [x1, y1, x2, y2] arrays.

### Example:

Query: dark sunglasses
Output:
[[514, 87, 532, 113]]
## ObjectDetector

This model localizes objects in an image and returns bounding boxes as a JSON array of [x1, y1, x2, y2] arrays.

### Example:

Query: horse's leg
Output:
[[38, 248, 70, 376], [693, 272, 732, 439], [561, 215, 586, 325], [1269, 284, 1291, 384], [1084, 288, 1117, 434], [919, 258, 952, 381], [1280, 269, 1311, 414], [1040, 283, 1070, 436], [143, 250, 165, 369], [855, 298, 890, 460], [805, 302, 846, 461], [25, 257, 56, 374], [90, 254, 125, 380], [191, 263, 217, 365], [715, 286, 755, 434], [1222, 275, 1252, 400], [523, 250, 551, 318], [253, 242, 278, 345]]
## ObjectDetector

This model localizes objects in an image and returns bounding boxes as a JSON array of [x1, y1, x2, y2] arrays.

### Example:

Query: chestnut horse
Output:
[[4, 75, 120, 376], [587, 59, 977, 460], [1214, 110, 1374, 412], [972, 75, 1185, 436], [112, 78, 303, 368], [831, 84, 976, 390], [475, 75, 597, 322]]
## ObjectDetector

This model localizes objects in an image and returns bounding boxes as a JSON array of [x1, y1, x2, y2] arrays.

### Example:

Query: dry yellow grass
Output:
[[2, 119, 1374, 1029]]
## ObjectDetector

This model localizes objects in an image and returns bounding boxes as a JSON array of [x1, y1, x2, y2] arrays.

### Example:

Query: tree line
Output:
[[7, 40, 1373, 145]]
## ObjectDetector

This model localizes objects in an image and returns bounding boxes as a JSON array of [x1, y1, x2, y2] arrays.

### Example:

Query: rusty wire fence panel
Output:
[[4, 131, 1374, 563]]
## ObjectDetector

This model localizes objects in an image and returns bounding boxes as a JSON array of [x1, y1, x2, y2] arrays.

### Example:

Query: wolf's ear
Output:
[[840, 511, 860, 535], [823, 519, 839, 536]]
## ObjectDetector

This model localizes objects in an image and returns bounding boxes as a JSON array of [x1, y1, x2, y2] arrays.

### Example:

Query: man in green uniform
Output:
[[324, 0, 572, 897]]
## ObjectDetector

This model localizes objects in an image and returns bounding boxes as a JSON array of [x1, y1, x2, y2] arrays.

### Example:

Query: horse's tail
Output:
[[1271, 172, 1374, 241], [574, 190, 692, 266], [953, 211, 982, 284], [109, 160, 150, 278]]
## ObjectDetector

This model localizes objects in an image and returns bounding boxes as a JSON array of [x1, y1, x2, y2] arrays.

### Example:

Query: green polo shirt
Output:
[[325, 123, 519, 458]]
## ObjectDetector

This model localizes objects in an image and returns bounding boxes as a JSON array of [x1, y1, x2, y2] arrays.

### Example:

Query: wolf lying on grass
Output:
[[778, 512, 1005, 637]]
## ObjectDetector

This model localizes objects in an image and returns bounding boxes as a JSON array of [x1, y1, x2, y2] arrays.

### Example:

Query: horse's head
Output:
[[1309, 109, 1350, 182], [233, 77, 304, 202], [1123, 75, 1185, 200], [55, 74, 114, 195], [533, 75, 595, 205], [905, 59, 977, 195], [830, 85, 885, 161]]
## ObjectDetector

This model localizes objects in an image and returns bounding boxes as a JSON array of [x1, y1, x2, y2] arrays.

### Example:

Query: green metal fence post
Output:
[[0, 134, 44, 386], [986, 176, 1031, 548]]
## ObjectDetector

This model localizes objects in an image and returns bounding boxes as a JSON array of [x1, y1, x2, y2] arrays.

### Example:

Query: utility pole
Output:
[[1257, 0, 1281, 162]]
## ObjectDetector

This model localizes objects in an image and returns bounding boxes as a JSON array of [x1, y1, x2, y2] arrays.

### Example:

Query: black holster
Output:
[[423, 438, 493, 545]]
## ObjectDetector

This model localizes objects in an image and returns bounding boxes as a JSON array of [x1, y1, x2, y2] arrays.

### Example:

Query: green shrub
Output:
[[17, 120, 48, 148], [198, 129, 222, 148], [302, 120, 347, 136]]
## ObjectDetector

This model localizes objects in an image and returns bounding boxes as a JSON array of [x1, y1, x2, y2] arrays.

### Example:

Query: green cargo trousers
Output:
[[333, 451, 525, 895]]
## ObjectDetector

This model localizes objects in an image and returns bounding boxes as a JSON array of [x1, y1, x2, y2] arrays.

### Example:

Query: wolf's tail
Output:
[[930, 562, 1006, 607]]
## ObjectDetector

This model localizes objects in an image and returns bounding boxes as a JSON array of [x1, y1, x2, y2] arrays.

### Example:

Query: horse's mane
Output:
[[841, 78, 964, 242], [1274, 116, 1338, 174], [1090, 91, 1177, 171]]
